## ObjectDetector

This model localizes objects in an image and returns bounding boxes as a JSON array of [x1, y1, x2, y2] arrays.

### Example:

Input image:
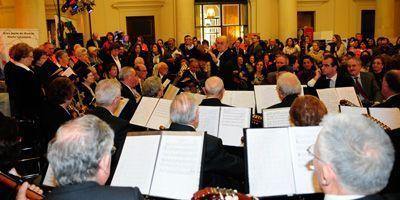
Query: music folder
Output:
[[317, 87, 361, 113], [262, 107, 291, 128], [254, 85, 306, 113], [111, 131, 205, 200], [222, 90, 256, 114], [339, 106, 400, 129], [130, 97, 172, 130], [244, 126, 322, 197], [197, 106, 251, 146]]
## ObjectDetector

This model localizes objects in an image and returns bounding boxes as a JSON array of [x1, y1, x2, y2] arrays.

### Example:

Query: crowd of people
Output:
[[0, 30, 400, 200]]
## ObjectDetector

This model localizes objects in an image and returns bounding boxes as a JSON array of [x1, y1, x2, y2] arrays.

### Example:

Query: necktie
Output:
[[353, 77, 369, 100]]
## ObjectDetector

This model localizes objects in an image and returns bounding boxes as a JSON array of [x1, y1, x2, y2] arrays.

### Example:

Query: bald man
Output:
[[267, 72, 302, 109], [212, 36, 237, 90], [199, 76, 231, 107]]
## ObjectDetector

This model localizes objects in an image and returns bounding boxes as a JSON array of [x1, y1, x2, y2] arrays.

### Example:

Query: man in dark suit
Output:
[[119, 67, 140, 121], [89, 79, 132, 184], [103, 43, 123, 73], [179, 35, 201, 60], [347, 57, 383, 106], [169, 93, 245, 192], [46, 115, 143, 200], [86, 33, 103, 49], [176, 58, 206, 90], [213, 36, 237, 90], [374, 70, 400, 108], [267, 72, 301, 109], [199, 76, 231, 107], [312, 114, 394, 200]]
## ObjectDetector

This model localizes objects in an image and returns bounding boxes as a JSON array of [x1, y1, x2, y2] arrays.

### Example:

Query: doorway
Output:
[[126, 16, 155, 46]]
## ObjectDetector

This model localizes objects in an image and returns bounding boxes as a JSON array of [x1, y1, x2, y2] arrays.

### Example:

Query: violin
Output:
[[0, 171, 44, 200]]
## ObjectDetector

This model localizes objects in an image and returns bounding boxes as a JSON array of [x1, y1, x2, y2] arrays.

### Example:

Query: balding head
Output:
[[204, 76, 225, 99], [276, 72, 301, 100], [157, 62, 168, 76], [170, 93, 199, 127], [216, 36, 228, 52], [135, 63, 148, 80]]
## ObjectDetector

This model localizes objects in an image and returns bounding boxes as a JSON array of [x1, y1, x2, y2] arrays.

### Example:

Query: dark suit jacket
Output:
[[374, 94, 400, 108], [89, 107, 131, 184], [354, 194, 393, 200], [47, 181, 143, 200], [73, 60, 90, 72], [37, 58, 59, 87], [267, 94, 298, 109], [216, 48, 237, 90], [119, 83, 138, 121], [355, 72, 383, 103], [76, 83, 95, 108], [40, 102, 72, 144], [314, 73, 354, 89], [168, 122, 245, 191], [4, 61, 43, 119], [199, 98, 231, 107]]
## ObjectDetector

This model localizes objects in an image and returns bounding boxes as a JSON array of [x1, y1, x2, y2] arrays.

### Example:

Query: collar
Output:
[[327, 73, 338, 82], [324, 194, 365, 200], [14, 61, 32, 72], [186, 44, 194, 50]]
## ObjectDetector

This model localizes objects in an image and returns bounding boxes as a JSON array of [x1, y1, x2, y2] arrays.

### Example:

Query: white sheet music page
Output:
[[336, 87, 361, 107], [43, 165, 57, 187], [111, 135, 160, 195], [150, 132, 204, 200], [317, 88, 340, 113], [246, 128, 295, 197], [197, 106, 220, 137], [369, 108, 400, 129], [262, 107, 291, 128], [60, 67, 76, 77], [288, 126, 322, 194], [163, 85, 179, 100], [130, 97, 159, 126], [254, 85, 280, 113], [184, 92, 206, 105], [222, 90, 256, 114], [339, 105, 368, 115], [147, 99, 172, 130], [218, 107, 251, 146], [113, 97, 129, 117]]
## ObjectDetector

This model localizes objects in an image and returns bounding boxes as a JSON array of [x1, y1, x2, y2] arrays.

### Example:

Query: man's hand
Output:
[[16, 182, 43, 200]]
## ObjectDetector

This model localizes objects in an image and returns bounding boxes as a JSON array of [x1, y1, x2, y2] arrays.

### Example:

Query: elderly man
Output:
[[46, 115, 143, 199], [177, 58, 205, 90], [133, 63, 148, 94], [266, 54, 290, 84], [347, 57, 382, 106], [374, 70, 400, 108], [89, 79, 133, 184], [199, 76, 230, 107], [117, 67, 140, 121], [267, 72, 301, 109], [155, 62, 169, 84], [311, 114, 394, 200], [142, 76, 163, 98], [169, 93, 245, 191], [212, 36, 237, 90]]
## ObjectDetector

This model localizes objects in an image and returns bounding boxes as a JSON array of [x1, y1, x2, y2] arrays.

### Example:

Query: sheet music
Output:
[[183, 92, 206, 105], [113, 97, 129, 117], [218, 107, 251, 146], [60, 67, 75, 77], [289, 126, 322, 194], [262, 107, 291, 128], [111, 135, 161, 195], [197, 106, 220, 137], [147, 99, 172, 130], [339, 105, 368, 115], [43, 165, 57, 187], [336, 87, 361, 107], [150, 133, 204, 200], [317, 88, 340, 113], [130, 97, 159, 126], [162, 78, 171, 89], [254, 85, 280, 113], [246, 128, 296, 197], [222, 90, 256, 114], [369, 107, 400, 129], [163, 85, 179, 100]]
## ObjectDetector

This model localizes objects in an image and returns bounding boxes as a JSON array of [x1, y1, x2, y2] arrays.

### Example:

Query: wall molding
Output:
[[112, 0, 165, 9]]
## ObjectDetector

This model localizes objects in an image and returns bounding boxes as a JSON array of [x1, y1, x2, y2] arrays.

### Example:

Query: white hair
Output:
[[276, 72, 301, 97], [317, 113, 394, 194], [170, 93, 197, 125], [47, 115, 114, 185], [205, 76, 224, 96], [142, 76, 162, 97], [95, 79, 121, 106], [75, 47, 88, 59], [119, 66, 135, 80]]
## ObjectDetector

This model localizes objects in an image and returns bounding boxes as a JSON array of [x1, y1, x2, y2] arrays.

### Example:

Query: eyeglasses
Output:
[[306, 144, 325, 171], [111, 146, 117, 155]]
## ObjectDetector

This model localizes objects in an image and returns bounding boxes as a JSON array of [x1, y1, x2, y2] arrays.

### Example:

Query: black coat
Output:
[[47, 181, 144, 200], [168, 122, 245, 191], [215, 48, 237, 90], [37, 58, 59, 87], [119, 83, 139, 121], [374, 94, 400, 108], [40, 102, 72, 144], [314, 73, 354, 89], [267, 94, 299, 109], [199, 98, 231, 107]]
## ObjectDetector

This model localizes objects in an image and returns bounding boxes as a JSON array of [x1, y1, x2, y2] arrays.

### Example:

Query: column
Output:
[[278, 0, 297, 41], [14, 0, 48, 44], [375, 0, 395, 41], [176, 0, 195, 44]]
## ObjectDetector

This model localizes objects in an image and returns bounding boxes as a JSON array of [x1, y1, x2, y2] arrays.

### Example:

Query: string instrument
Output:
[[251, 114, 263, 128], [192, 187, 255, 200], [339, 99, 359, 107], [0, 171, 44, 200]]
